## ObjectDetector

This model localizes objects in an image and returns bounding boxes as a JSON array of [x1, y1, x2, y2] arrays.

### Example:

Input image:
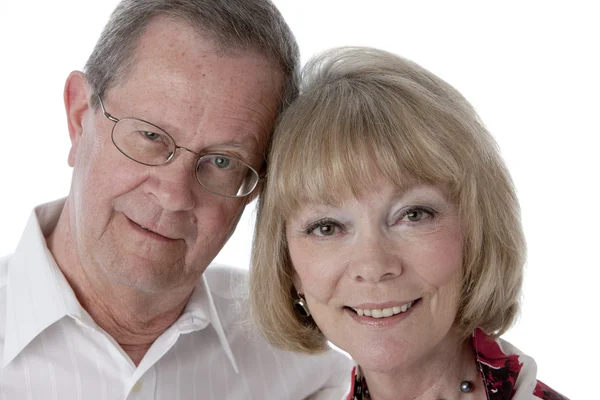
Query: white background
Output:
[[1, 1, 598, 397]]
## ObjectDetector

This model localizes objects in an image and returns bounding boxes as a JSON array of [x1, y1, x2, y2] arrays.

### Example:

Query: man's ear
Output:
[[245, 158, 268, 205], [245, 180, 262, 205], [64, 71, 90, 167]]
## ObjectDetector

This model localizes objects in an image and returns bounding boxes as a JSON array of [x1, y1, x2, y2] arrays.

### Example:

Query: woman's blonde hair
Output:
[[250, 47, 525, 354]]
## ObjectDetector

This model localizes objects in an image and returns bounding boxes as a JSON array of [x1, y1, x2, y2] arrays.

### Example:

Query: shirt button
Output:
[[132, 381, 142, 393]]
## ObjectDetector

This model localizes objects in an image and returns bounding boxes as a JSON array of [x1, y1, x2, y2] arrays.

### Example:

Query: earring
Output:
[[293, 294, 311, 317]]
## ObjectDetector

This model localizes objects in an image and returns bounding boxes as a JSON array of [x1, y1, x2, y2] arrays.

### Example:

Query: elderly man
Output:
[[0, 0, 351, 398]]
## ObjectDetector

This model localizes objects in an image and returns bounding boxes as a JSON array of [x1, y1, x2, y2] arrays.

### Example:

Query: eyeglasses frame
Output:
[[96, 95, 262, 198]]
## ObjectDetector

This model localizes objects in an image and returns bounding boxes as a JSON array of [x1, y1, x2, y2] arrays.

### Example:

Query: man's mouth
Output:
[[131, 219, 173, 240], [137, 224, 153, 232]]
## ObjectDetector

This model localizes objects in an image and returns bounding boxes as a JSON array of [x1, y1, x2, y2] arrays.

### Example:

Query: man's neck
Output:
[[46, 208, 193, 366]]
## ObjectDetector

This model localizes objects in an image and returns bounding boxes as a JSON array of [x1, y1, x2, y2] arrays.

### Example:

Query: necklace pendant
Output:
[[459, 380, 473, 393]]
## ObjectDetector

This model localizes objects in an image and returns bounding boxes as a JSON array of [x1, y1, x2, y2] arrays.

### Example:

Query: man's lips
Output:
[[126, 216, 180, 241]]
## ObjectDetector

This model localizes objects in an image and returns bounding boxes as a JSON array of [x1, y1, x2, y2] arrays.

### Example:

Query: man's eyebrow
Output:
[[204, 137, 260, 151], [209, 140, 250, 148], [202, 138, 265, 163]]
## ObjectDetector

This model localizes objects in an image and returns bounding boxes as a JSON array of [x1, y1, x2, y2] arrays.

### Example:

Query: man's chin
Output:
[[100, 255, 192, 294]]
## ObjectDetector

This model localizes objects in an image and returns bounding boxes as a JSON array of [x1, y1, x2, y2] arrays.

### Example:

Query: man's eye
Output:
[[213, 156, 231, 169], [142, 131, 161, 141]]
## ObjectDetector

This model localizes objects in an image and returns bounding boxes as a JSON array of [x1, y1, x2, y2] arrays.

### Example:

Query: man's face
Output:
[[66, 17, 283, 293]]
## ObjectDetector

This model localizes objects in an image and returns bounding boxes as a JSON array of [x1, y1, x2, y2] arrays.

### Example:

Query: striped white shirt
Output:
[[0, 200, 352, 399]]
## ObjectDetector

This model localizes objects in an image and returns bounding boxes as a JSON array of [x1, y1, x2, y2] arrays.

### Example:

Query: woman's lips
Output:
[[349, 299, 419, 318], [345, 298, 421, 325]]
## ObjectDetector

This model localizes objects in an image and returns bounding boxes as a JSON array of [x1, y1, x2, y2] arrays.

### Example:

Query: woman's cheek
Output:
[[299, 248, 346, 303]]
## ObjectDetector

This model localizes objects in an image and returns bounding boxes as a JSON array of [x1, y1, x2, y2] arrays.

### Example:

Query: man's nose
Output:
[[144, 154, 197, 212]]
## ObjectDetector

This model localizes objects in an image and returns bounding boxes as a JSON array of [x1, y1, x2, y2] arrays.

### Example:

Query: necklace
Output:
[[351, 372, 474, 399], [459, 380, 474, 393]]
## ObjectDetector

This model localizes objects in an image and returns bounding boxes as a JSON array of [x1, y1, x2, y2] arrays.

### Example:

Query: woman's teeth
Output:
[[352, 301, 414, 318]]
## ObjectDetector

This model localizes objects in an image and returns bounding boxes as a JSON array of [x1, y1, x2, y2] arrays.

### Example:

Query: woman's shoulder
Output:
[[472, 328, 568, 400]]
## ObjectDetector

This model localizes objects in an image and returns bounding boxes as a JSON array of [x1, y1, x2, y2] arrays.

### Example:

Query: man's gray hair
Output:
[[85, 0, 299, 112]]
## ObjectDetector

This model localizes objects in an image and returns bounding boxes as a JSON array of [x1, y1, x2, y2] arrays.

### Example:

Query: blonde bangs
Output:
[[269, 77, 466, 217]]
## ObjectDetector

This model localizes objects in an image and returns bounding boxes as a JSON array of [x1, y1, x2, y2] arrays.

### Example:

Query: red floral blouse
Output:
[[346, 329, 568, 400]]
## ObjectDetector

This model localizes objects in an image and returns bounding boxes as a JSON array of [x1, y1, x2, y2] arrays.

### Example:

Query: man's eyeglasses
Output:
[[98, 95, 261, 198]]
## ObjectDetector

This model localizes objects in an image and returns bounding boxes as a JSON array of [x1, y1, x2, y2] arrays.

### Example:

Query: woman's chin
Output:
[[346, 342, 417, 374]]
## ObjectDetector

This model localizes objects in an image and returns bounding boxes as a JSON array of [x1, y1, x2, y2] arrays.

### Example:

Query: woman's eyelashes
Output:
[[304, 218, 345, 237], [395, 206, 437, 224], [301, 206, 438, 237]]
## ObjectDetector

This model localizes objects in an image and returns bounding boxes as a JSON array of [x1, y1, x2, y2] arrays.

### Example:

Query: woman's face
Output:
[[286, 178, 464, 372]]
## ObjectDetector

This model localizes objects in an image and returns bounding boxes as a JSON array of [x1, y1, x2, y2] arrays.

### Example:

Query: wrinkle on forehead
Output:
[[203, 90, 278, 135], [104, 16, 283, 161]]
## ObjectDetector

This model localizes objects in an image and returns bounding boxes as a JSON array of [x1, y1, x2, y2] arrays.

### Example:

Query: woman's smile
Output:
[[344, 298, 422, 327]]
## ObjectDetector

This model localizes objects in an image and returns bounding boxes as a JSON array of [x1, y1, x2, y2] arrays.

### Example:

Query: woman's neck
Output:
[[361, 331, 483, 400]]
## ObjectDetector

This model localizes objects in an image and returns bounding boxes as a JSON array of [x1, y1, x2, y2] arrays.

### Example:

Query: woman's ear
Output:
[[292, 273, 304, 295], [64, 71, 90, 167]]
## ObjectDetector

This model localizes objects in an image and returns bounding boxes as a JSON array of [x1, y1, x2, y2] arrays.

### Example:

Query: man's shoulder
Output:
[[0, 253, 12, 290], [201, 264, 250, 328], [200, 264, 354, 397], [203, 263, 249, 301], [0, 254, 10, 344]]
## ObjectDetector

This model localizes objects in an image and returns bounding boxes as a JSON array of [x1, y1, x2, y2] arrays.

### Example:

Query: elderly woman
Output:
[[250, 47, 566, 400]]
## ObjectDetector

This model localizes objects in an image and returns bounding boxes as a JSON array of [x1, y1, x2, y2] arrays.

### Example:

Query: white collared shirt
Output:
[[0, 199, 352, 400]]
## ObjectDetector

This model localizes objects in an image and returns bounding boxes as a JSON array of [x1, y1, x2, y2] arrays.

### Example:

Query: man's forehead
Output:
[[96, 15, 282, 155], [104, 15, 281, 99], [138, 15, 217, 54]]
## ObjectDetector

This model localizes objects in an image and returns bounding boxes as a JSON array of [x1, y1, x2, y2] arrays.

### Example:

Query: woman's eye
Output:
[[305, 219, 342, 237], [400, 207, 434, 223], [407, 210, 424, 221], [315, 224, 336, 236]]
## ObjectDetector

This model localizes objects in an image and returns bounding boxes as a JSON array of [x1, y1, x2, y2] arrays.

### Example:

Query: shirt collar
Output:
[[2, 199, 74, 367], [472, 328, 522, 398], [176, 274, 239, 373], [2, 199, 239, 373]]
